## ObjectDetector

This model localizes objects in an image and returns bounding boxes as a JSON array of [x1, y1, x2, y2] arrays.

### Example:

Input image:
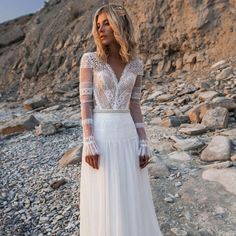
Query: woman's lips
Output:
[[100, 35, 106, 39]]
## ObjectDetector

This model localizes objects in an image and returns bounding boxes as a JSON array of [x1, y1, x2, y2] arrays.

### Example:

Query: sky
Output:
[[0, 0, 46, 23]]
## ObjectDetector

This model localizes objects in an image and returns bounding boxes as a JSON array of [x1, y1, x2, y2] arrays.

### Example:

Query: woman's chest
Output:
[[93, 67, 137, 92]]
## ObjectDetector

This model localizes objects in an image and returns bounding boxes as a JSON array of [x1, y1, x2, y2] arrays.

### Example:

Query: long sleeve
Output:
[[129, 60, 152, 157], [79, 53, 100, 156]]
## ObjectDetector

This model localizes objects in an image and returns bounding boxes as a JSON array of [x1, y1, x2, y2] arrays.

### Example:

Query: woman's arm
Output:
[[79, 53, 100, 156], [129, 69, 152, 157]]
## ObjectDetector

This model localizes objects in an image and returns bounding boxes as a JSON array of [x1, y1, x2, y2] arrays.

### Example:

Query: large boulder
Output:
[[200, 136, 231, 162]]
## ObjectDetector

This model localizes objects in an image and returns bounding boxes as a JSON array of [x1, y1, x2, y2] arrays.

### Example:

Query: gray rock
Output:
[[198, 91, 218, 102], [148, 159, 170, 177], [168, 151, 192, 161], [161, 116, 190, 127], [200, 136, 231, 162], [202, 168, 236, 195], [23, 95, 49, 111], [179, 124, 207, 135], [170, 136, 205, 151], [216, 67, 233, 80], [59, 145, 82, 168], [35, 121, 57, 136], [0, 115, 39, 137], [201, 107, 229, 130]]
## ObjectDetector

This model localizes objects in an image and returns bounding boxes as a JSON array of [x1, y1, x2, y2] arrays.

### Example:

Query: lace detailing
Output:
[[80, 88, 93, 95], [83, 136, 100, 156], [79, 52, 143, 110], [79, 52, 151, 157], [135, 122, 145, 128], [82, 118, 93, 125], [138, 139, 152, 157]]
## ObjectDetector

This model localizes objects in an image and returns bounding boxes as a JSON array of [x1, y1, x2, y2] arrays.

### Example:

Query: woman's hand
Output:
[[139, 155, 150, 169], [85, 154, 100, 169]]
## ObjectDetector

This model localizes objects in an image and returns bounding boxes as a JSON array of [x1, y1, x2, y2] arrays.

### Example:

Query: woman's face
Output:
[[96, 12, 116, 46]]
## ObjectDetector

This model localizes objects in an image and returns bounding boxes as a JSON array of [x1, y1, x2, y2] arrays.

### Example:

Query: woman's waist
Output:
[[93, 110, 135, 130], [93, 108, 130, 113]]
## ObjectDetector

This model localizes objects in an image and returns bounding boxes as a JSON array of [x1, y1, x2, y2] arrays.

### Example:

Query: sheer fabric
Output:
[[79, 52, 152, 157]]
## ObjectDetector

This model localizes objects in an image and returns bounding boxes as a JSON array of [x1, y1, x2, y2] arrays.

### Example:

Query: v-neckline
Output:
[[94, 52, 132, 85], [105, 62, 129, 84]]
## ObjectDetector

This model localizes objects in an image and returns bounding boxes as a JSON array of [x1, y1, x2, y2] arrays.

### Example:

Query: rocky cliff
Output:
[[0, 0, 235, 102]]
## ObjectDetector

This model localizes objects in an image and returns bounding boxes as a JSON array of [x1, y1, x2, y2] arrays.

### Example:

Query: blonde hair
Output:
[[92, 4, 137, 64]]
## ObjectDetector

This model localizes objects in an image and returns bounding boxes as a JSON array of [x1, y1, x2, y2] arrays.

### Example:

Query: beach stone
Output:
[[59, 145, 82, 168], [179, 124, 207, 135], [168, 151, 191, 161], [200, 136, 231, 162], [201, 107, 229, 130], [171, 136, 205, 151], [35, 121, 57, 136], [0, 115, 39, 136], [23, 95, 49, 110], [161, 116, 190, 127], [198, 91, 218, 102], [202, 168, 236, 195]]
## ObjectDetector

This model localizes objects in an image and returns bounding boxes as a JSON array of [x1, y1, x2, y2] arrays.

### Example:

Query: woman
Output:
[[79, 4, 163, 236]]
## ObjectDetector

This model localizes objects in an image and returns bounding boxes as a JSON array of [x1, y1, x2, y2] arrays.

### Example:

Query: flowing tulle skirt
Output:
[[79, 111, 162, 236]]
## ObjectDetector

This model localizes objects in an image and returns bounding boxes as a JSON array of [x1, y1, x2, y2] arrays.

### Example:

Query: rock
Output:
[[23, 95, 49, 111], [148, 159, 170, 177], [42, 104, 63, 112], [50, 178, 67, 190], [211, 97, 236, 110], [171, 228, 188, 236], [198, 91, 218, 102], [0, 26, 25, 46], [62, 120, 81, 128], [179, 124, 207, 135], [221, 128, 236, 138], [150, 117, 162, 125], [201, 161, 233, 169], [201, 107, 229, 130], [35, 122, 57, 136], [202, 168, 236, 195], [0, 115, 39, 137], [187, 98, 236, 123], [177, 85, 197, 96], [187, 102, 211, 123], [168, 151, 192, 161], [161, 115, 190, 127], [230, 154, 236, 161], [216, 67, 233, 80], [200, 136, 231, 162], [211, 60, 227, 69], [170, 136, 205, 151], [157, 94, 175, 102], [146, 91, 163, 100], [59, 145, 82, 168], [164, 196, 175, 203]]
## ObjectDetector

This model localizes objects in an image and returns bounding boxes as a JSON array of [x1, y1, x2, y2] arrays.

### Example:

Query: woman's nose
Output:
[[98, 24, 104, 33]]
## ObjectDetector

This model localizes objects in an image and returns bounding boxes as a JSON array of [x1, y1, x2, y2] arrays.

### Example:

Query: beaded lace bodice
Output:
[[79, 52, 151, 158]]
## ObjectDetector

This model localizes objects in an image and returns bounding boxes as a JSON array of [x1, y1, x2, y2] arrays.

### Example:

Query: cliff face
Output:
[[0, 0, 235, 101]]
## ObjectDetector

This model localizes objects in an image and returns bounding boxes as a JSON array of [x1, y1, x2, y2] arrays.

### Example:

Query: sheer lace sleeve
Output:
[[79, 53, 100, 156], [129, 59, 152, 157]]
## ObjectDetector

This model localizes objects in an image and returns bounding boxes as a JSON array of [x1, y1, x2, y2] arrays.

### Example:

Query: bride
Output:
[[79, 3, 163, 236]]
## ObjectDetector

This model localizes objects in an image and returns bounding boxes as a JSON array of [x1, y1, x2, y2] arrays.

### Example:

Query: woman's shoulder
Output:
[[80, 51, 96, 68], [130, 56, 144, 76]]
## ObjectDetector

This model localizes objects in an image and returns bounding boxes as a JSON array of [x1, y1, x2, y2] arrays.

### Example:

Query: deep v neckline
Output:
[[94, 52, 131, 85], [105, 62, 129, 84]]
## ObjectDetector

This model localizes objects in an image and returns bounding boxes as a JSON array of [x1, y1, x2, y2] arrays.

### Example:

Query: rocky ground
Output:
[[1, 58, 236, 236]]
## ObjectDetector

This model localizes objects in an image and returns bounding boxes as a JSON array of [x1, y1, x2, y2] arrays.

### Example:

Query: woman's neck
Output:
[[107, 42, 120, 58]]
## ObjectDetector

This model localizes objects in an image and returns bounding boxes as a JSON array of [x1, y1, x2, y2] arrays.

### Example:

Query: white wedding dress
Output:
[[79, 52, 163, 236]]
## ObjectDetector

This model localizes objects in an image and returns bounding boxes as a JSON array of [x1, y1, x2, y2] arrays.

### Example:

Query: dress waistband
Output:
[[93, 109, 130, 113]]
